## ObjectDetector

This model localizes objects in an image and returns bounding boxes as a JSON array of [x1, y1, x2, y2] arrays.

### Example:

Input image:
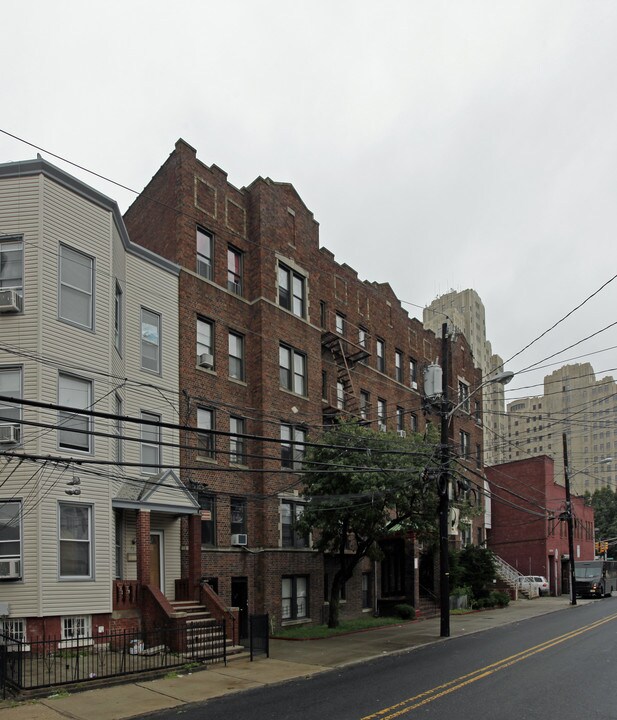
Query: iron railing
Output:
[[0, 620, 227, 696], [249, 614, 269, 660]]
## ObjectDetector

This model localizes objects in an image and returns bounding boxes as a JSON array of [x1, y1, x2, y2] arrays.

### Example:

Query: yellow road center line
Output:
[[360, 613, 617, 720]]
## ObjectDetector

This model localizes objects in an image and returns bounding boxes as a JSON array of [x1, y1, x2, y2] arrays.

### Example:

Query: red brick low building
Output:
[[486, 455, 595, 596]]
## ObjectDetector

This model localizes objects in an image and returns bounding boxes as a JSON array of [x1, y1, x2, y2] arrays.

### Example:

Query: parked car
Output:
[[518, 576, 549, 597]]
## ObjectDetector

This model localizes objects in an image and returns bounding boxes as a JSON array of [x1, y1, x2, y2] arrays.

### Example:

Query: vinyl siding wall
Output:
[[0, 171, 181, 618]]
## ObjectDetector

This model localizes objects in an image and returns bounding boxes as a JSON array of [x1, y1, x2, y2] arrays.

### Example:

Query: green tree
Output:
[[454, 545, 496, 600], [296, 419, 438, 628], [591, 487, 617, 542]]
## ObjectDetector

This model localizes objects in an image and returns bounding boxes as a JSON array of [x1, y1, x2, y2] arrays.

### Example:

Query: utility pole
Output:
[[439, 322, 450, 637], [562, 432, 577, 606]]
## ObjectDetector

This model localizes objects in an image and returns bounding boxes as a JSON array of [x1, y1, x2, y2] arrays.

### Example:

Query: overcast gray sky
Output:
[[2, 0, 617, 405]]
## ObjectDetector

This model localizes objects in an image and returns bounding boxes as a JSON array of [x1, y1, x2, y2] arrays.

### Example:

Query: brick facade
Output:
[[123, 139, 484, 629], [486, 455, 595, 595]]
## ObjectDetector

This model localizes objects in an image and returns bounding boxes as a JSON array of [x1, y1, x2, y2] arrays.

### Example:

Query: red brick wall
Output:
[[123, 140, 485, 626]]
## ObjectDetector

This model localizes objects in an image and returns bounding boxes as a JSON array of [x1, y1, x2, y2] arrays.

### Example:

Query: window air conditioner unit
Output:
[[0, 290, 22, 313], [378, 423, 387, 433], [411, 381, 418, 390], [0, 559, 21, 580], [231, 533, 248, 546], [397, 430, 407, 438], [0, 424, 20, 444], [198, 353, 214, 369]]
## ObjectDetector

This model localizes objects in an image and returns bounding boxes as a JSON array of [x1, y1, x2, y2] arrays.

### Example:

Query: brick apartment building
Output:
[[486, 456, 595, 596], [124, 139, 484, 631]]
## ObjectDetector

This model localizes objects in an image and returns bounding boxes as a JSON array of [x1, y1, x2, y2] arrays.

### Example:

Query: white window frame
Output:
[[58, 503, 93, 580], [196, 226, 213, 280], [227, 246, 243, 295], [140, 411, 161, 474], [230, 416, 246, 465], [0, 366, 22, 434], [458, 380, 470, 414], [58, 373, 92, 453], [0, 500, 22, 568], [229, 331, 245, 381], [0, 237, 24, 304], [114, 281, 123, 355], [282, 575, 308, 621], [279, 344, 307, 396], [141, 308, 161, 374], [197, 317, 214, 362], [59, 615, 93, 648], [59, 244, 94, 330], [395, 350, 403, 382]]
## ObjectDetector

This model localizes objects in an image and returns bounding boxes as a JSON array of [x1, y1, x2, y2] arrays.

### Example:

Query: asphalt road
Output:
[[143, 598, 617, 720]]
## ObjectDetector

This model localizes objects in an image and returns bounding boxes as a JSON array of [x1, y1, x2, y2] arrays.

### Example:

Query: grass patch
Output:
[[274, 616, 408, 639]]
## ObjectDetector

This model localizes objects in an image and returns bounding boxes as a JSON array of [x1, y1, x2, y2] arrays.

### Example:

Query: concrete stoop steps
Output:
[[169, 601, 244, 659]]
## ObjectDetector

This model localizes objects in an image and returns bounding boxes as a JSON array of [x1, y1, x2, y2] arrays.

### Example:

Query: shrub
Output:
[[489, 590, 510, 608], [393, 604, 416, 620]]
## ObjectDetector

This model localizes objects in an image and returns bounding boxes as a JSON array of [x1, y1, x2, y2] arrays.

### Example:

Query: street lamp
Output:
[[435, 323, 514, 637], [562, 440, 612, 606]]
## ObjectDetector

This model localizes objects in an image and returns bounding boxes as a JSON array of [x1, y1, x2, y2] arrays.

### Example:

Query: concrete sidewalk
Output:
[[0, 597, 580, 720]]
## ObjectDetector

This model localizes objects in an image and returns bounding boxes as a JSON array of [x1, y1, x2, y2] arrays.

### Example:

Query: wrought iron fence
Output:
[[249, 614, 269, 660], [0, 620, 227, 696]]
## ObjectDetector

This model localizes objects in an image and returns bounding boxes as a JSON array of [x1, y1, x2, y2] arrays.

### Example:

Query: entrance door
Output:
[[150, 532, 163, 591], [231, 577, 249, 641]]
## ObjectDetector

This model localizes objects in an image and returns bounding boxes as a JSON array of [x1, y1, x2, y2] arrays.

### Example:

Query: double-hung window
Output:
[[227, 246, 243, 295], [460, 431, 471, 459], [140, 411, 161, 474], [377, 398, 386, 430], [198, 493, 216, 546], [376, 339, 385, 373], [282, 576, 308, 620], [395, 350, 403, 382], [360, 390, 370, 421], [197, 407, 215, 459], [0, 501, 22, 570], [114, 282, 123, 354], [279, 344, 307, 396], [0, 367, 22, 443], [141, 308, 161, 373], [228, 332, 244, 381], [0, 238, 23, 310], [58, 374, 92, 452], [230, 497, 246, 537], [196, 317, 214, 367], [396, 406, 405, 432], [230, 416, 246, 464], [281, 424, 306, 470], [281, 500, 308, 548], [59, 245, 93, 330], [335, 313, 345, 336], [196, 227, 213, 280], [336, 381, 345, 410], [409, 358, 418, 388], [59, 503, 92, 579], [458, 381, 470, 413], [278, 264, 306, 317]]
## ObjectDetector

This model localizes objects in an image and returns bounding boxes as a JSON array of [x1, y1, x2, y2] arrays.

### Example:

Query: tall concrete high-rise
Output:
[[506, 363, 616, 495], [423, 289, 509, 466]]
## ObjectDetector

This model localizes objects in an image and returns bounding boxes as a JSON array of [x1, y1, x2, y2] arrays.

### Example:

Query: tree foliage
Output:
[[591, 487, 617, 541], [296, 419, 439, 627], [450, 545, 497, 600]]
